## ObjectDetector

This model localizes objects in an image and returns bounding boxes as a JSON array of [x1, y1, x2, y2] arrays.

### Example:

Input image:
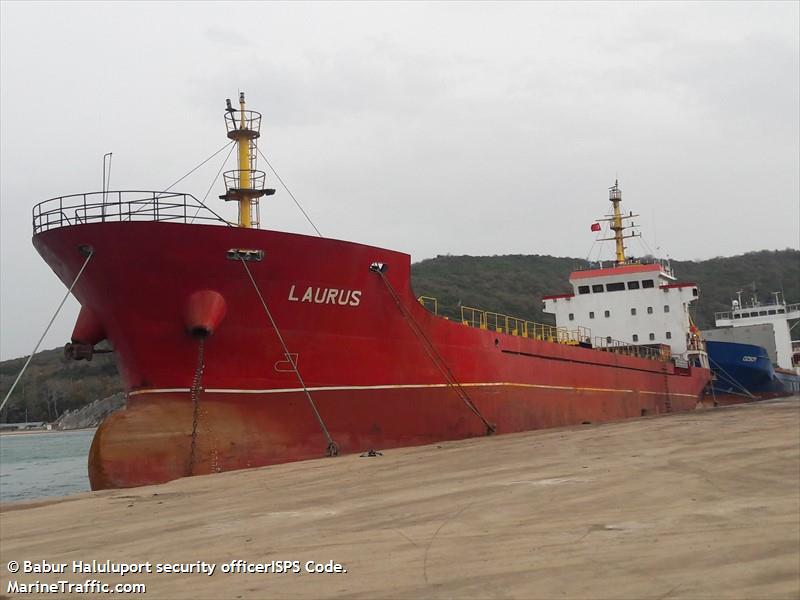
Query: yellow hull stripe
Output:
[[129, 382, 698, 399]]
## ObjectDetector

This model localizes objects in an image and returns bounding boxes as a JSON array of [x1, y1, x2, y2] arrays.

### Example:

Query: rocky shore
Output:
[[53, 392, 125, 430]]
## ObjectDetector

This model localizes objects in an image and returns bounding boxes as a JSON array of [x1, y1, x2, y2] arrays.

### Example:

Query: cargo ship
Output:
[[702, 292, 800, 403], [32, 95, 711, 490]]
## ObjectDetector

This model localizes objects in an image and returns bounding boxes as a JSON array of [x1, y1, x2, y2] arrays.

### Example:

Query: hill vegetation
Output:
[[1, 249, 797, 424], [409, 249, 800, 328]]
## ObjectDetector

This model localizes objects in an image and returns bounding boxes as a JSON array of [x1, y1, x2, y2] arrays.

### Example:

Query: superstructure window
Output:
[[642, 280, 655, 288], [649, 333, 655, 341], [589, 312, 595, 319], [569, 313, 575, 321], [759, 311, 767, 316], [606, 282, 625, 292], [632, 334, 639, 342], [663, 305, 670, 313], [604, 310, 610, 318], [592, 284, 604, 293], [627, 281, 640, 290], [692, 289, 698, 296], [631, 308, 637, 315], [666, 332, 672, 339], [768, 309, 776, 315], [647, 306, 653, 314], [578, 285, 590, 295]]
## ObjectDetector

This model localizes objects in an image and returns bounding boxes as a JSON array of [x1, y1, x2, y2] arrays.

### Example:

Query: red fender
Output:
[[184, 290, 227, 337]]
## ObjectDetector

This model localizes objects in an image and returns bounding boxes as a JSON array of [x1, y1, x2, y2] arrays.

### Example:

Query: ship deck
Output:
[[1, 398, 798, 599]]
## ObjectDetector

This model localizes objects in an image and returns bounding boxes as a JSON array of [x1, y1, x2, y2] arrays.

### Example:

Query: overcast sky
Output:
[[1, 1, 798, 360]]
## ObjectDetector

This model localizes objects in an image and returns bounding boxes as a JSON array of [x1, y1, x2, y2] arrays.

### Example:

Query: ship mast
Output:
[[220, 92, 274, 228], [598, 179, 640, 266]]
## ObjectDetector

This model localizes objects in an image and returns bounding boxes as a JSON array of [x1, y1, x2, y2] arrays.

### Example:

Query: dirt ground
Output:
[[1, 398, 798, 599]]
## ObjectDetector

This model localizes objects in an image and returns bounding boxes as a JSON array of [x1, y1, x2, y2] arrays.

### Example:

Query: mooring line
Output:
[[1, 250, 94, 415], [239, 258, 338, 457], [373, 266, 495, 435], [707, 355, 756, 400]]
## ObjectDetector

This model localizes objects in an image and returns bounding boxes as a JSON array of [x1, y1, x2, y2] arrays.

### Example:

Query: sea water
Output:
[[0, 430, 94, 502]]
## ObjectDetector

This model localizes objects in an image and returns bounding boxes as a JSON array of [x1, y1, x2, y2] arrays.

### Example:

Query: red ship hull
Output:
[[34, 222, 711, 490]]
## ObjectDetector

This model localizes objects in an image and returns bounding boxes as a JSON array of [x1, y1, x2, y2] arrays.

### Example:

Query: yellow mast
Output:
[[220, 92, 272, 228], [597, 179, 639, 266], [237, 93, 252, 228], [609, 179, 625, 264]]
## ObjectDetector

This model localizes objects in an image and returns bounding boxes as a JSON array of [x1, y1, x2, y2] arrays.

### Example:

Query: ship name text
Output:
[[288, 285, 362, 307]]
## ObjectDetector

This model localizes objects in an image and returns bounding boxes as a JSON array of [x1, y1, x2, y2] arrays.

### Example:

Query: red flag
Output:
[[590, 223, 601, 232]]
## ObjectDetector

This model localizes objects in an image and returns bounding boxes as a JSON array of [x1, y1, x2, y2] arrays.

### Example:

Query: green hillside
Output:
[[1, 248, 797, 424], [410, 249, 800, 329], [0, 346, 120, 425]]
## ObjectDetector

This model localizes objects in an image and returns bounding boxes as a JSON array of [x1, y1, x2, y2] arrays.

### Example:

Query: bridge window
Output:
[[734, 314, 740, 319], [604, 310, 610, 318], [692, 288, 698, 296], [606, 336, 612, 344], [606, 282, 625, 292], [642, 279, 654, 288], [759, 311, 767, 316], [768, 309, 776, 315], [649, 333, 655, 341], [569, 313, 575, 321], [592, 284, 604, 293], [778, 309, 785, 314], [631, 308, 637, 315], [664, 305, 670, 313], [627, 281, 640, 290], [578, 285, 590, 295], [589, 312, 595, 319], [647, 306, 653, 314], [632, 334, 639, 342], [666, 331, 672, 339]]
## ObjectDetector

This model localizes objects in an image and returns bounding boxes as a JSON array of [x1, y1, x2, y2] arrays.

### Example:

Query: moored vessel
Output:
[[32, 95, 712, 490], [702, 292, 800, 403]]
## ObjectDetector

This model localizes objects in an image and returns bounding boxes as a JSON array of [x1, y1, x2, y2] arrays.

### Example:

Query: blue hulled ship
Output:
[[703, 292, 800, 403]]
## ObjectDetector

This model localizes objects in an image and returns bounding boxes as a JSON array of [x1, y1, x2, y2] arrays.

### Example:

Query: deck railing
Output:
[[460, 305, 591, 345], [32, 191, 230, 234], [447, 303, 665, 361]]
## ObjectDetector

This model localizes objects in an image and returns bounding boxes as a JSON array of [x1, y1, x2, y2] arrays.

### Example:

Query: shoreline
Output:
[[0, 427, 97, 436]]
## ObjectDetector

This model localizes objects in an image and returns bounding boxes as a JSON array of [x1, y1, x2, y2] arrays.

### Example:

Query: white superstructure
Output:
[[543, 263, 700, 358], [713, 292, 800, 370], [542, 180, 706, 365]]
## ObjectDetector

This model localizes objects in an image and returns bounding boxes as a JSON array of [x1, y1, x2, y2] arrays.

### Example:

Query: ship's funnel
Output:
[[184, 290, 227, 338]]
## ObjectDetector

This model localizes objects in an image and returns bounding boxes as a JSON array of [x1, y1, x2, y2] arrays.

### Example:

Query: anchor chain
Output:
[[187, 338, 205, 475]]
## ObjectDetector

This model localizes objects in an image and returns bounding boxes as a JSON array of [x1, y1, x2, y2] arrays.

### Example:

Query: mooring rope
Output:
[[373, 267, 496, 435], [239, 258, 338, 457], [707, 355, 757, 400], [0, 250, 94, 415]]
